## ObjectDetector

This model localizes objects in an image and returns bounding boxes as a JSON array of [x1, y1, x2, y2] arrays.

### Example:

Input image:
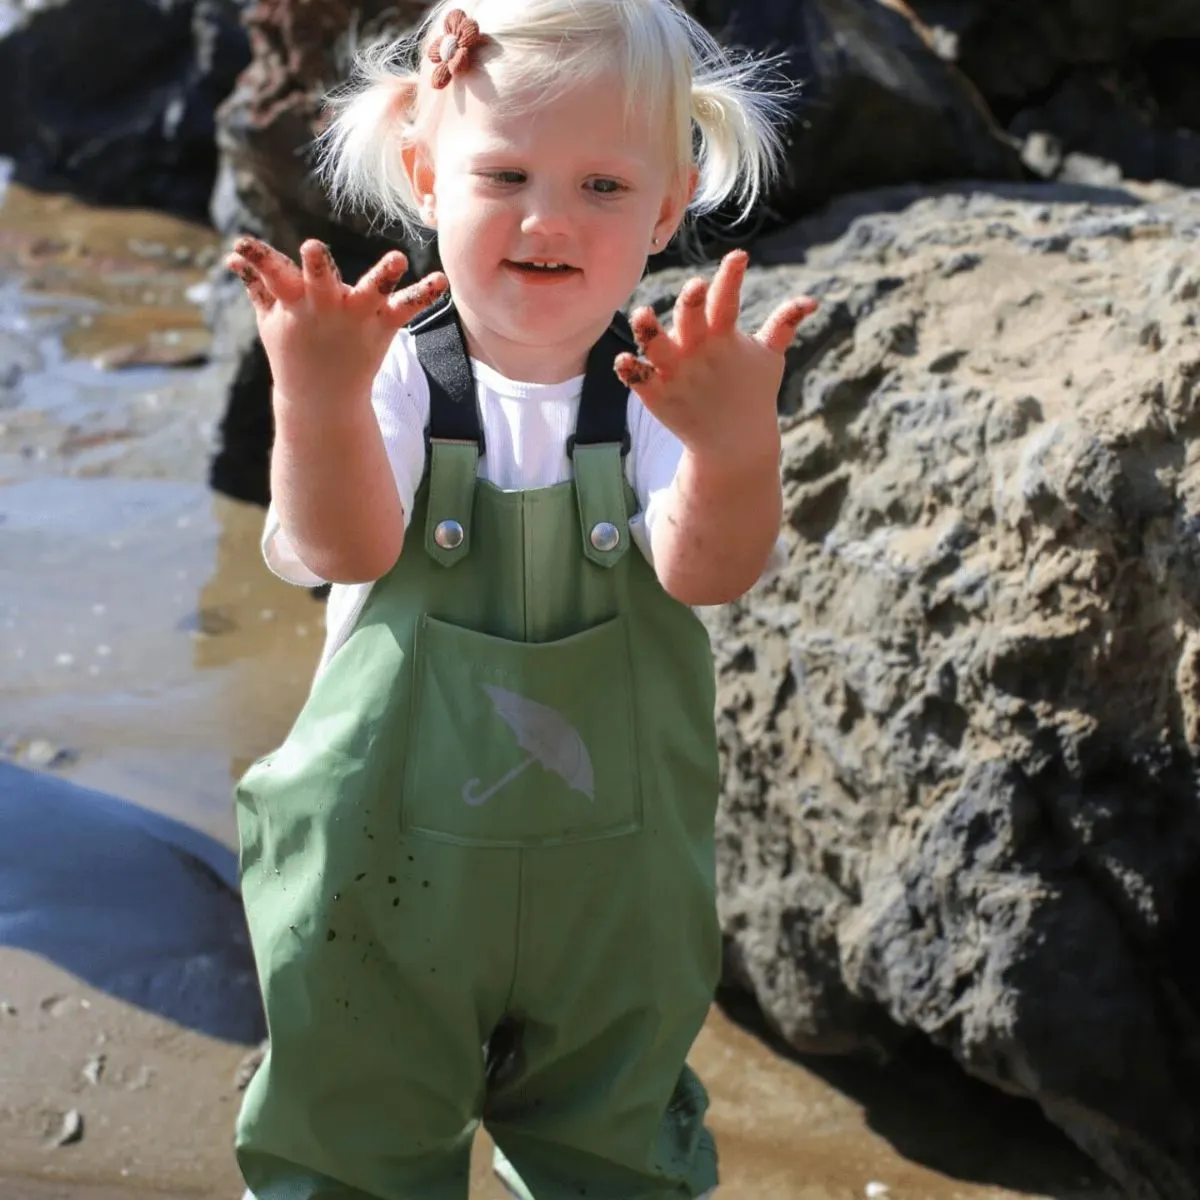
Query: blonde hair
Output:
[[317, 0, 793, 238]]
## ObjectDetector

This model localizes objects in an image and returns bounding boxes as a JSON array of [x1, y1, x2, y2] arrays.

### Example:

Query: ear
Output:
[[650, 164, 698, 252], [401, 139, 438, 228]]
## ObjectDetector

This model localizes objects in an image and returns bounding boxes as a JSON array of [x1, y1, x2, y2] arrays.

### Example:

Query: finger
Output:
[[706, 249, 749, 335], [231, 236, 303, 304], [630, 306, 681, 378], [614, 352, 664, 408], [755, 296, 819, 355], [672, 278, 708, 352], [299, 239, 343, 302], [384, 271, 450, 326], [351, 250, 410, 306], [226, 254, 275, 313]]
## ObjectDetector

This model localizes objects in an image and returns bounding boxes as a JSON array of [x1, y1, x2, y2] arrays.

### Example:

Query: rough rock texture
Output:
[[629, 182, 1200, 1200], [0, 0, 251, 219]]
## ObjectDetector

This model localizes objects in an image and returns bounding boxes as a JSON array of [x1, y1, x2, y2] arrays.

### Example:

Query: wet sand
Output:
[[0, 173, 1117, 1200]]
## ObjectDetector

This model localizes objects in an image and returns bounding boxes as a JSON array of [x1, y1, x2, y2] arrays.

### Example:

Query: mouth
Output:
[[504, 259, 580, 277]]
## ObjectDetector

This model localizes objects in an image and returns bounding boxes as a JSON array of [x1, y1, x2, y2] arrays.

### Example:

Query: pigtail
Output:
[[315, 36, 424, 232], [686, 30, 794, 222]]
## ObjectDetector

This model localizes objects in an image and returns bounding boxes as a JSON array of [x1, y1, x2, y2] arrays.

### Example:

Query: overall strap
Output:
[[410, 296, 636, 570], [571, 313, 635, 568], [570, 312, 635, 455], [410, 295, 479, 567]]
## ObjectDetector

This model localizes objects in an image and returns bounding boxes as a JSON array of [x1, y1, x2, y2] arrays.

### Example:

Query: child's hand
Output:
[[616, 250, 816, 471], [225, 237, 448, 407]]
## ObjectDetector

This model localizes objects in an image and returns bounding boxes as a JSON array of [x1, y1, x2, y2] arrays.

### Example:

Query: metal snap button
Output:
[[434, 519, 464, 550], [589, 521, 620, 552]]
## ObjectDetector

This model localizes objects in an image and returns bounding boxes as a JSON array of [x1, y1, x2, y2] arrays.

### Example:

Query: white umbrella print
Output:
[[462, 684, 595, 806]]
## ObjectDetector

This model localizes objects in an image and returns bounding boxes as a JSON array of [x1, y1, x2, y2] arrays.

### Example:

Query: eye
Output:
[[484, 170, 526, 185], [587, 178, 626, 195]]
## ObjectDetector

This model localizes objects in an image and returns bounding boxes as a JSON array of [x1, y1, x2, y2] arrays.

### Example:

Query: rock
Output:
[[1009, 70, 1200, 189], [907, 0, 1200, 187], [684, 0, 1024, 229], [51, 1108, 83, 1147], [92, 328, 212, 371], [908, 0, 1200, 105], [642, 187, 1200, 1200], [0, 0, 251, 220], [13, 737, 76, 770]]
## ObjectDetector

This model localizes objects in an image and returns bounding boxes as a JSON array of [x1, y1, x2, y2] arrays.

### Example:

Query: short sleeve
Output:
[[625, 394, 684, 516], [262, 502, 326, 586], [259, 331, 431, 587], [371, 329, 431, 526]]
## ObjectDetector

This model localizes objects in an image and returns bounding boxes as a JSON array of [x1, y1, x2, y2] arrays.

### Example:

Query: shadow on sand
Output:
[[0, 762, 264, 1044]]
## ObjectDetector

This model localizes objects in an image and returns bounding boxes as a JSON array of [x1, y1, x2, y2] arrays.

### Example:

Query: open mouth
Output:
[[505, 259, 579, 276]]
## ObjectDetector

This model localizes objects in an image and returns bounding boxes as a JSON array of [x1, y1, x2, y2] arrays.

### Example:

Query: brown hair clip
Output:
[[427, 9, 489, 89]]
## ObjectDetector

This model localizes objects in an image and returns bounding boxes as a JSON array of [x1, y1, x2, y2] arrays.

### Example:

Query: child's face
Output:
[[408, 69, 690, 380]]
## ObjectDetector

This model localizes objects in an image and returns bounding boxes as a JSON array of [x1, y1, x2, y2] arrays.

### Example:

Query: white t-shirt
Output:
[[262, 328, 782, 673]]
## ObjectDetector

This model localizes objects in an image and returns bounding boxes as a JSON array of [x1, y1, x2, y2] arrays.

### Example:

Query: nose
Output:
[[519, 180, 572, 239]]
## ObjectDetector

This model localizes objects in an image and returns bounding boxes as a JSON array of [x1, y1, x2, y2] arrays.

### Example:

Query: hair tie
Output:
[[427, 9, 489, 90]]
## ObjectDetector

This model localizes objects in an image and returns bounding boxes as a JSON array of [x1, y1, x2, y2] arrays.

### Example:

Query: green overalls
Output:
[[234, 299, 722, 1200]]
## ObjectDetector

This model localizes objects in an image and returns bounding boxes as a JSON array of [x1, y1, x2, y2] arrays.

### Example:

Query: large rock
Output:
[[0, 0, 251, 219], [684, 0, 1023, 228], [629, 182, 1200, 1200]]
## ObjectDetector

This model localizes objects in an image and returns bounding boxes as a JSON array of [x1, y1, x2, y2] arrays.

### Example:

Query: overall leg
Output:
[[238, 789, 520, 1200], [483, 827, 721, 1200]]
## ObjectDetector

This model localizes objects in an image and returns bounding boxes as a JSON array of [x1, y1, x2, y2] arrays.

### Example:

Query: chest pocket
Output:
[[402, 612, 642, 847]]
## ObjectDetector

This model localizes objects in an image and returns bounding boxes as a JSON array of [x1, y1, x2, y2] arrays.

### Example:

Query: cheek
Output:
[[440, 194, 508, 243], [592, 217, 652, 270]]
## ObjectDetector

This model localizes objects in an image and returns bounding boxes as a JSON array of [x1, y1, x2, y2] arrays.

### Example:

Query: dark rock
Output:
[[907, 1, 1200, 106], [681, 0, 1024, 235], [908, 1, 1200, 188], [0, 0, 251, 220], [1010, 70, 1200, 189]]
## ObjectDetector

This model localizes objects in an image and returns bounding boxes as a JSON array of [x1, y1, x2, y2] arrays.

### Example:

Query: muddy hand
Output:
[[353, 250, 452, 328], [613, 249, 817, 451], [225, 237, 447, 329], [225, 236, 305, 308], [223, 237, 449, 402]]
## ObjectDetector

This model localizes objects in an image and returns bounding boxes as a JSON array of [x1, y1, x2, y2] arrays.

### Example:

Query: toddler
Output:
[[226, 1, 814, 1197]]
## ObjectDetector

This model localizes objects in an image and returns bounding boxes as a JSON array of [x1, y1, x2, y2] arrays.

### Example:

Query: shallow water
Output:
[[0, 169, 1118, 1200], [0, 172, 322, 841]]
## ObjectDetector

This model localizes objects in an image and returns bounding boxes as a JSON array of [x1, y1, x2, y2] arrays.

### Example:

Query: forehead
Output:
[[436, 68, 667, 161]]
